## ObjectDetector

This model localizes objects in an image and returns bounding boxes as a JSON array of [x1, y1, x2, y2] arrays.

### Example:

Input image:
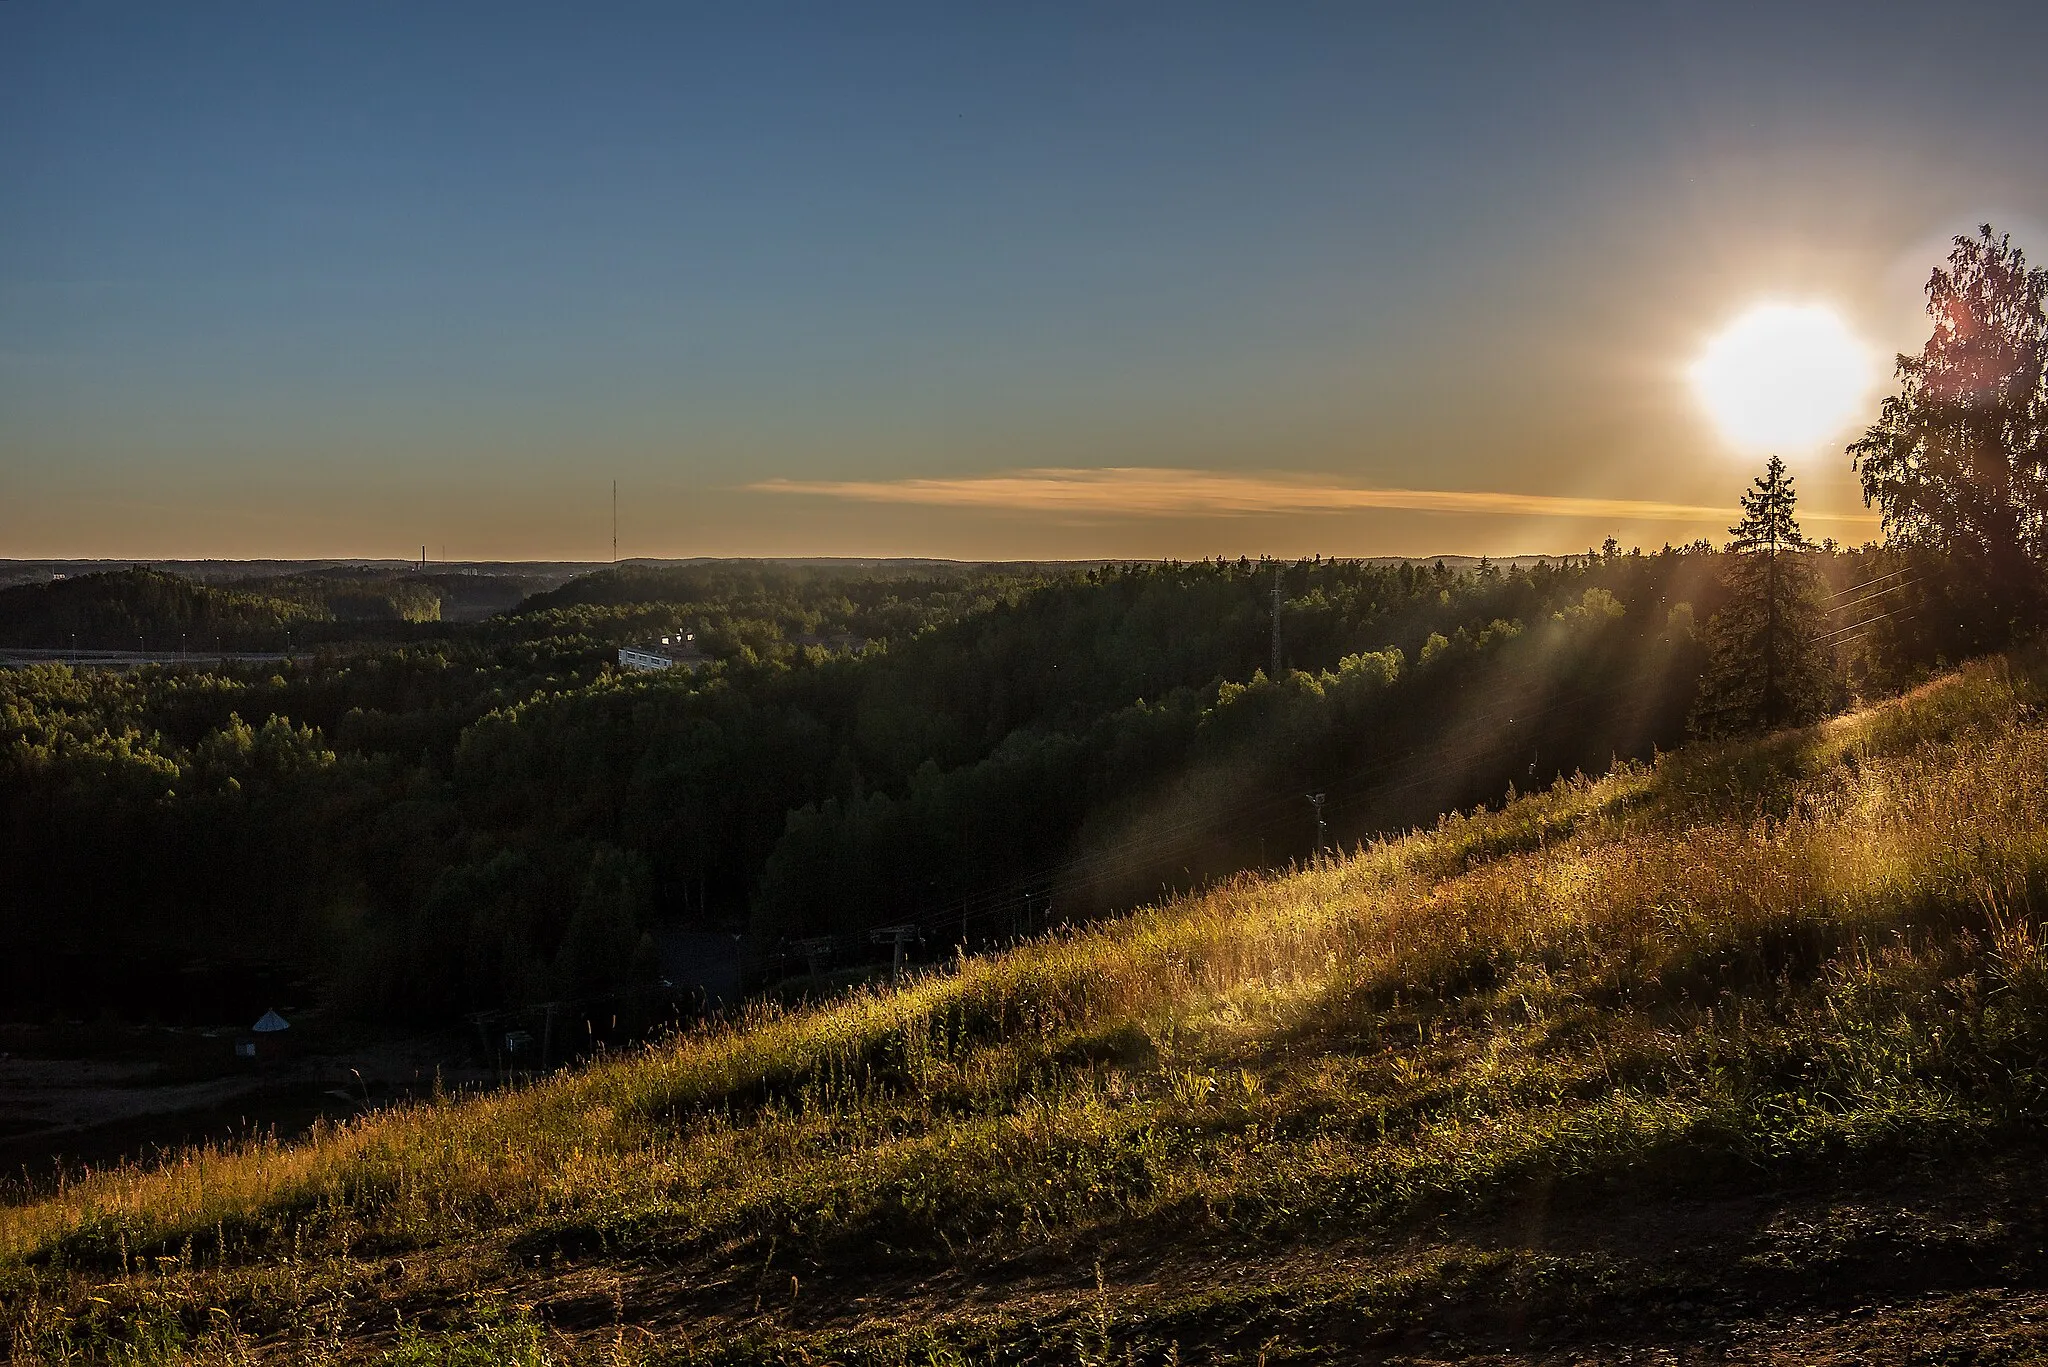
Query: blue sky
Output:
[[5, 3, 2046, 559]]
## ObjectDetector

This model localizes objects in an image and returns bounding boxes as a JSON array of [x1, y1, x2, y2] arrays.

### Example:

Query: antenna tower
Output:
[[612, 481, 618, 563]]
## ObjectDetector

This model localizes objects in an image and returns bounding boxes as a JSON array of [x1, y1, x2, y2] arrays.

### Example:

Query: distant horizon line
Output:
[[0, 548, 1832, 572]]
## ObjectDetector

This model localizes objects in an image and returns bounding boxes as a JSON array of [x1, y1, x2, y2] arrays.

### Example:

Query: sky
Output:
[[5, 2, 2047, 562]]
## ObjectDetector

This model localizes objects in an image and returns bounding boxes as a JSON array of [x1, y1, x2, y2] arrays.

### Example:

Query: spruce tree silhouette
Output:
[[1692, 456, 1835, 736]]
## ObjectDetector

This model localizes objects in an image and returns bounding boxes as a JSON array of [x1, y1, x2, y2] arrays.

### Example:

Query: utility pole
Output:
[[1306, 792, 1328, 858], [793, 936, 835, 978], [1270, 565, 1284, 679], [870, 925, 920, 981]]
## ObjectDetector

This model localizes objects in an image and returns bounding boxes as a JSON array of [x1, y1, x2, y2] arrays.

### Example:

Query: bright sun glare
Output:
[[1689, 303, 1876, 454]]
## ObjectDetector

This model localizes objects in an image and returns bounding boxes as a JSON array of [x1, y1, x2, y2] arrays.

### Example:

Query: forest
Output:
[[0, 541, 1949, 1028]]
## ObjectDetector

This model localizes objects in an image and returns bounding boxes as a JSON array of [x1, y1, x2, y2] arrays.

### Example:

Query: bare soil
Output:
[[204, 1143, 2048, 1363]]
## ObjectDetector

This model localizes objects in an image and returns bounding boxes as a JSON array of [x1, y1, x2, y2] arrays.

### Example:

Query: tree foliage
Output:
[[1850, 225, 2048, 637], [0, 550, 1904, 1025], [0, 568, 463, 651], [1693, 457, 1835, 736]]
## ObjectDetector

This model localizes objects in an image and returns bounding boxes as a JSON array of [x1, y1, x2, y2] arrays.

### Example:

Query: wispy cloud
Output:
[[748, 467, 1873, 525]]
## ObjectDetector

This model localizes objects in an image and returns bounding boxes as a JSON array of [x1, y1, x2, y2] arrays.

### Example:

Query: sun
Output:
[[1689, 302, 1876, 454]]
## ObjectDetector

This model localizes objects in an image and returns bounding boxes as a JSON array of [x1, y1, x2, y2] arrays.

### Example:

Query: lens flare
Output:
[[1689, 303, 1876, 454]]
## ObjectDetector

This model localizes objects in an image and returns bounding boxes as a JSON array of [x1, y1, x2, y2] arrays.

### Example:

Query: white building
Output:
[[618, 632, 710, 673]]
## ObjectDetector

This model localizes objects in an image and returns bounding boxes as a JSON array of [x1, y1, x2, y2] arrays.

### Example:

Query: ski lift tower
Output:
[[869, 925, 921, 981]]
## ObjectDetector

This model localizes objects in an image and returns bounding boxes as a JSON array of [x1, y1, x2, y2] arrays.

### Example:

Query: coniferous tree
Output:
[[1692, 456, 1835, 736]]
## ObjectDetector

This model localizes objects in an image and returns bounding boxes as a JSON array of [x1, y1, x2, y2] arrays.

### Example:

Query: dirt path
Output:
[[0, 1029, 491, 1190], [0, 1057, 267, 1135]]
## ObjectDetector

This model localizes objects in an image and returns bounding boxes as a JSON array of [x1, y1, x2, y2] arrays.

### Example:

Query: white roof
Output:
[[252, 1009, 290, 1033]]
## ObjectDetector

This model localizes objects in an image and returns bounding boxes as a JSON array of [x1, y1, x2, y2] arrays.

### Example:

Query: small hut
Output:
[[235, 1008, 291, 1060]]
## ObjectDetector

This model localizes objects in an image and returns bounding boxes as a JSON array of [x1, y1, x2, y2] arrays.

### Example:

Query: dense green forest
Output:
[[0, 545, 1957, 1028], [0, 566, 561, 650]]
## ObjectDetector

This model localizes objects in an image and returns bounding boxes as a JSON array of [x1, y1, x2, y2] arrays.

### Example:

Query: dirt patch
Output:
[[203, 1145, 2048, 1362]]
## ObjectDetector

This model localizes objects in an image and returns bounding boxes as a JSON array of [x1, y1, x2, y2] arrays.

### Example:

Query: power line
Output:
[[1818, 603, 1917, 646], [1820, 565, 1915, 605], [1825, 577, 1920, 618]]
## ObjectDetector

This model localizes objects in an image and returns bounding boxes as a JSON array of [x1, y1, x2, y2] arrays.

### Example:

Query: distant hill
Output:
[[509, 558, 1070, 614], [0, 569, 326, 650], [0, 559, 593, 590], [506, 556, 1567, 631], [0, 566, 536, 648]]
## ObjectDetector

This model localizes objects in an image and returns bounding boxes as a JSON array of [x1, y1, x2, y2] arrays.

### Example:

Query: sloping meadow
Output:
[[7, 651, 2048, 1356]]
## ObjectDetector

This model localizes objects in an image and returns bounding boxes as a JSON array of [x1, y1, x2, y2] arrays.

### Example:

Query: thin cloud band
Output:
[[747, 467, 1875, 525]]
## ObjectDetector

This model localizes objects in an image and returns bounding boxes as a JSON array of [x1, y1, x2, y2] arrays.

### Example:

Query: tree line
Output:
[[0, 550, 1819, 1023], [0, 567, 497, 651], [2, 225, 2044, 1028]]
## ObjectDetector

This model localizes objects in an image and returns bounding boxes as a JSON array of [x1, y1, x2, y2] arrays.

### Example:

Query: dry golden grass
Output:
[[8, 652, 2048, 1362]]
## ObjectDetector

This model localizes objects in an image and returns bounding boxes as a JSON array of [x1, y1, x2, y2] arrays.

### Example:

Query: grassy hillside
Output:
[[8, 652, 2048, 1363]]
